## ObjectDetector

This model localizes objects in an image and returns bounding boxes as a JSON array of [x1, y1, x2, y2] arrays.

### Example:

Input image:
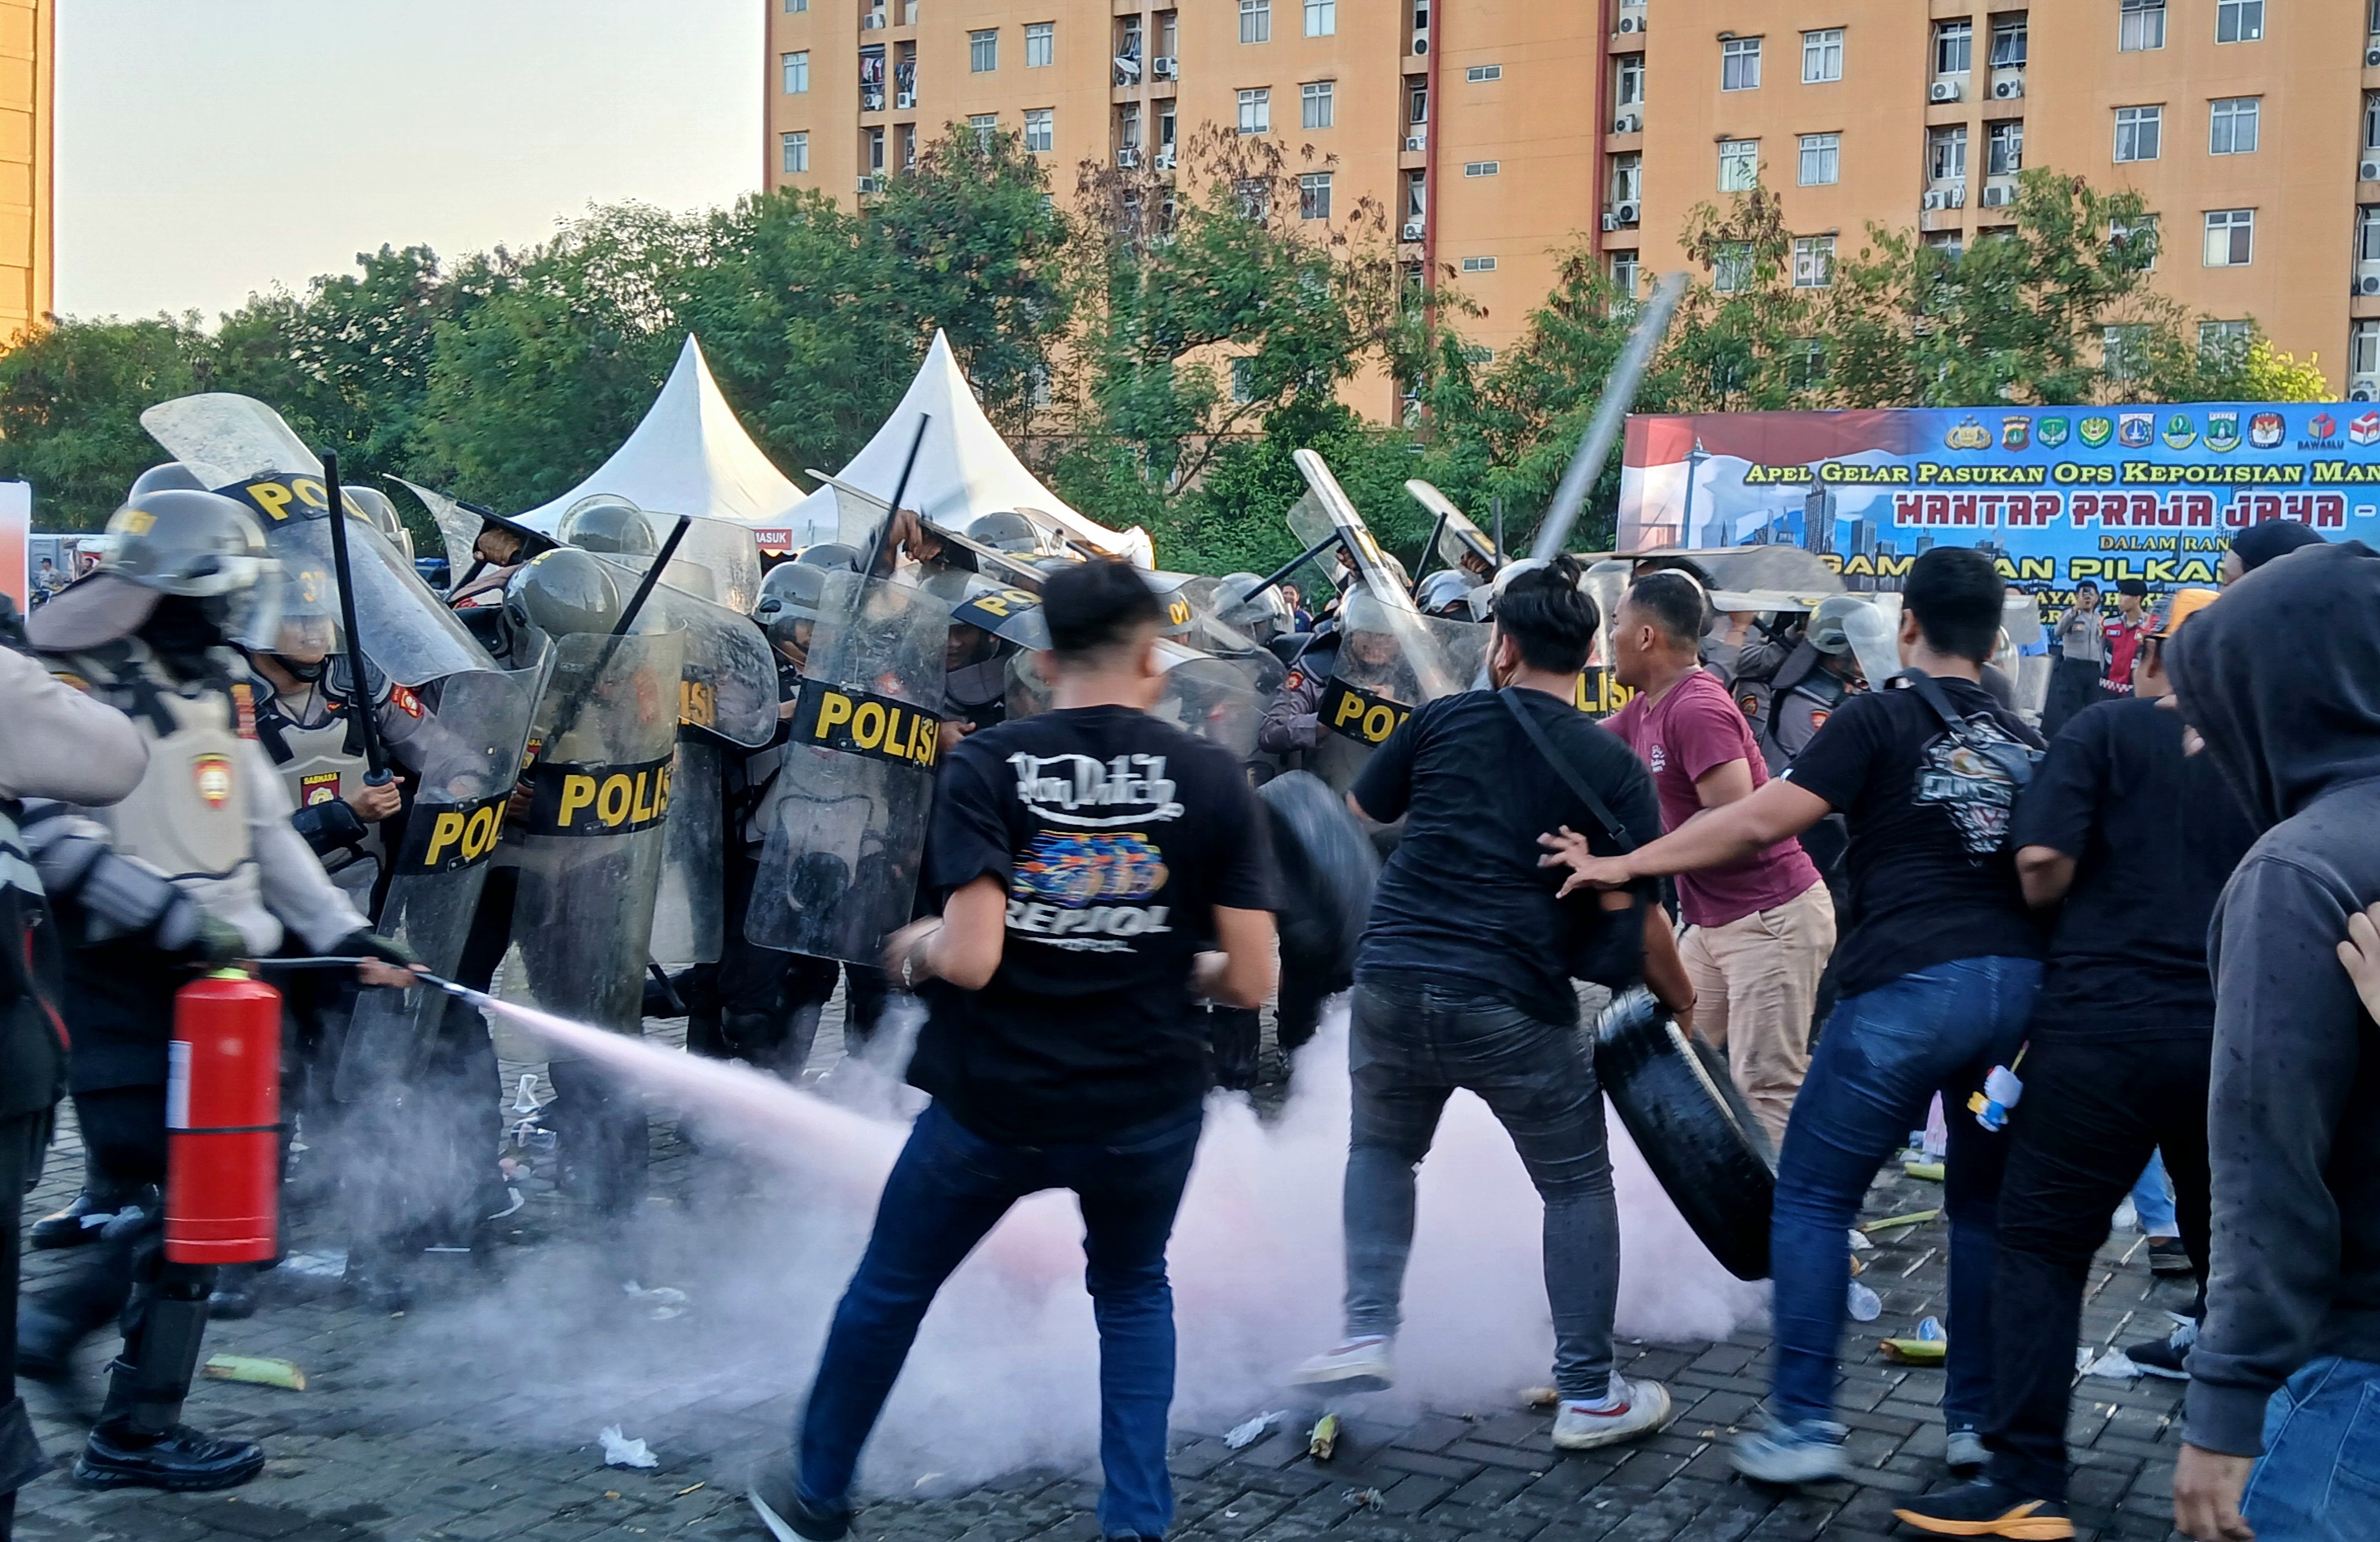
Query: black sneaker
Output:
[[1893, 1478, 2074, 1539], [750, 1463, 850, 1542], [29, 1193, 119, 1251], [2125, 1317, 2196, 1380], [75, 1424, 265, 1491], [2147, 1238, 2194, 1277]]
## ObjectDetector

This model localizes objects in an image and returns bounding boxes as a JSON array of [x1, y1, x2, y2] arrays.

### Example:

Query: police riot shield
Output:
[[1573, 558, 1637, 718], [744, 572, 952, 964], [560, 502, 763, 614], [499, 630, 687, 1034], [584, 554, 777, 749], [651, 737, 726, 967], [1839, 597, 1904, 696], [394, 477, 489, 586], [1154, 644, 1281, 763], [1404, 480, 1503, 578], [334, 656, 551, 1099], [1310, 588, 1490, 791], [141, 394, 490, 685], [915, 568, 1053, 650], [1285, 449, 1417, 605]]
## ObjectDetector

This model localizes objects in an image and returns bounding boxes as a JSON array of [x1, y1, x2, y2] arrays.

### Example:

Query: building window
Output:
[[1798, 133, 1840, 186], [2209, 97, 2261, 156], [1611, 251, 1640, 300], [1789, 339, 1827, 390], [1722, 36, 1763, 91], [1231, 358, 1255, 403], [1461, 255, 1497, 273], [782, 51, 809, 93], [866, 126, 886, 171], [1719, 138, 1759, 192], [1611, 152, 1643, 202], [969, 29, 996, 70], [900, 0, 917, 21], [2216, 0, 2263, 43], [2200, 319, 2252, 361], [1410, 84, 1428, 124], [1466, 64, 1503, 83], [2203, 209, 2254, 266], [1935, 20, 1972, 75], [1463, 160, 1500, 178], [1023, 108, 1053, 152], [1025, 20, 1053, 66], [1305, 0, 1335, 37], [2360, 205, 2380, 262], [1713, 241, 1755, 292], [2115, 105, 2163, 163], [2103, 324, 2149, 380], [1237, 88, 1270, 134], [1793, 235, 1835, 287], [1160, 101, 1176, 151], [2365, 92, 2380, 151], [1302, 80, 1335, 129], [900, 123, 917, 168], [2121, 0, 2166, 52], [1298, 171, 1332, 219], [1924, 231, 1965, 258], [1987, 119, 2023, 176], [2355, 319, 2380, 379], [1991, 16, 2028, 66], [1240, 0, 1270, 44], [1463, 345, 1494, 365], [2112, 214, 2160, 269], [1802, 28, 1843, 83], [1616, 54, 1645, 106], [781, 131, 809, 174], [786, 0, 807, 10], [967, 113, 996, 150], [1928, 125, 1968, 183]]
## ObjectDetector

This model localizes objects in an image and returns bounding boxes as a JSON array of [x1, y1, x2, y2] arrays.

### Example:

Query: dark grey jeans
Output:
[[1343, 976, 1620, 1400]]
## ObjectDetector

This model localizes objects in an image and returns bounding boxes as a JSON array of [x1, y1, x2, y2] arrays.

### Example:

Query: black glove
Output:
[[336, 930, 417, 970], [193, 913, 247, 969]]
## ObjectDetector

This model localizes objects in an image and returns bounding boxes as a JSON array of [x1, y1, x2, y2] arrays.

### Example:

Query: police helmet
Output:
[[1416, 569, 1483, 620], [968, 511, 1040, 553], [752, 561, 830, 653], [504, 547, 622, 652], [28, 489, 284, 652], [557, 495, 660, 557], [345, 485, 413, 561], [1806, 595, 1865, 656], [128, 461, 208, 501], [1213, 572, 1291, 643], [794, 543, 864, 572]]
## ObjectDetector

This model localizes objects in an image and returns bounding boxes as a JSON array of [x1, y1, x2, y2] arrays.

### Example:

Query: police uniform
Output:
[[1256, 635, 1340, 760], [17, 633, 368, 1488], [247, 659, 430, 909]]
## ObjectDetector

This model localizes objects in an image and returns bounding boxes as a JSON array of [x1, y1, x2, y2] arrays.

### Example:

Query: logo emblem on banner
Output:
[[2310, 413, 2339, 440], [192, 753, 234, 809], [2354, 413, 2380, 447], [2161, 413, 2197, 450], [2249, 413, 2285, 449], [2204, 412, 2241, 453], [1944, 418, 1990, 451], [2036, 417, 2070, 448], [2078, 417, 2114, 448], [2117, 413, 2155, 449], [1999, 418, 2030, 451]]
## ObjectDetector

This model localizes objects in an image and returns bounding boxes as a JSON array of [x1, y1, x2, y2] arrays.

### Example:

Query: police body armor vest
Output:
[[254, 675, 383, 885], [54, 643, 264, 932], [1761, 647, 1851, 772]]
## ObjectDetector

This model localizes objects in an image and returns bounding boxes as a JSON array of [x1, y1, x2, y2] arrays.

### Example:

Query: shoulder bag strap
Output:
[[1498, 688, 1636, 852], [1895, 668, 1973, 737]]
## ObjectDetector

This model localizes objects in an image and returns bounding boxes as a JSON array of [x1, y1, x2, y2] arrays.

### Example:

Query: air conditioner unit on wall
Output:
[[1413, 32, 1429, 55], [1948, 183, 1968, 207], [2367, 44, 2380, 65], [857, 174, 881, 192], [1613, 111, 1642, 133], [2362, 157, 2380, 182], [1929, 80, 1961, 103], [1618, 15, 1643, 34], [1921, 190, 1947, 211], [2354, 374, 2379, 400], [1616, 200, 1641, 225], [1404, 134, 1426, 151], [1152, 56, 1176, 79], [1401, 219, 1425, 241], [1116, 147, 1140, 168], [1993, 79, 2024, 99], [1982, 183, 2016, 207], [2359, 261, 2380, 295], [1602, 212, 1620, 232]]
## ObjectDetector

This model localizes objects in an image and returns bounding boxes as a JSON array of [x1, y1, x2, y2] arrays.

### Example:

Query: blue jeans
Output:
[[2241, 1356, 2380, 1541], [796, 1099, 1204, 1540], [2130, 1150, 2179, 1236], [1769, 955, 2042, 1430], [1343, 978, 1620, 1401]]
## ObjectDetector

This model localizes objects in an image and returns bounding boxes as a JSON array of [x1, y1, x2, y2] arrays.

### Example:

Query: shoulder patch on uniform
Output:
[[52, 671, 91, 694], [1286, 670, 1304, 690], [389, 683, 425, 718], [230, 681, 258, 739]]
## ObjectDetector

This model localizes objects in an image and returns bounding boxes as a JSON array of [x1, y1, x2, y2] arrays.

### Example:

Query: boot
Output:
[[28, 1188, 137, 1251], [74, 1283, 262, 1492]]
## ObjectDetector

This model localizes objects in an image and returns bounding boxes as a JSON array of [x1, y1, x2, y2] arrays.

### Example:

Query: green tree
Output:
[[0, 317, 210, 528]]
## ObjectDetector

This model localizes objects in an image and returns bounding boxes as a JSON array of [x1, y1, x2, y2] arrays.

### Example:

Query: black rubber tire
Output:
[[1594, 987, 1777, 1281], [1259, 770, 1380, 984]]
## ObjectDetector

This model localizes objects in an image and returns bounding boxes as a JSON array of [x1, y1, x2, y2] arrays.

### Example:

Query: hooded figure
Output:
[[2162, 538, 2380, 1538]]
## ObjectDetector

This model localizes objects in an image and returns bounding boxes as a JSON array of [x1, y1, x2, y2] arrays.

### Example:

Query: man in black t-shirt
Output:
[[751, 561, 1278, 1542], [1898, 588, 2256, 1538], [1289, 557, 1694, 1456], [1545, 548, 2046, 1488]]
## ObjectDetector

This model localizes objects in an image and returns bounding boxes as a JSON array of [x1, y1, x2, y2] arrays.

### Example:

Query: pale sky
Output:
[[56, 1, 763, 322]]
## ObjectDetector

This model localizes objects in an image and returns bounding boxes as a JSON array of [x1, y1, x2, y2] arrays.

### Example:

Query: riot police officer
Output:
[[0, 606, 147, 1539], [15, 491, 413, 1492]]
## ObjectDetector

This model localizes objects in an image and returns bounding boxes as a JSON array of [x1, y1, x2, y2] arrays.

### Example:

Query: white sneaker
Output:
[[1552, 1377, 1676, 1451], [1287, 1337, 1394, 1391]]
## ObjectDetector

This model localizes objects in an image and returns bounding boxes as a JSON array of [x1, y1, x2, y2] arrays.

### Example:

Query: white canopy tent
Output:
[[515, 335, 830, 553], [805, 330, 1152, 567]]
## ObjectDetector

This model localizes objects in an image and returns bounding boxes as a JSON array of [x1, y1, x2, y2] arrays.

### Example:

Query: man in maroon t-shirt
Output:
[[1605, 571, 1837, 1142]]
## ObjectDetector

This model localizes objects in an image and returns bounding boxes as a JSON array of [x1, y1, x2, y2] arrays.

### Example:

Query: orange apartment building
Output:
[[0, 0, 50, 342], [766, 0, 2380, 403]]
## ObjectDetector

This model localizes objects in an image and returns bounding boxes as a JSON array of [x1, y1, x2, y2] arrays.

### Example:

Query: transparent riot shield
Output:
[[394, 477, 489, 584], [584, 554, 777, 749], [1309, 590, 1490, 791], [745, 572, 953, 964], [1840, 597, 1904, 694], [334, 656, 550, 1099], [141, 394, 490, 685], [1404, 480, 1503, 577], [565, 506, 763, 614], [1572, 558, 1637, 719], [1285, 453, 1416, 607], [1154, 646, 1281, 762], [498, 631, 687, 1034], [651, 737, 726, 967], [914, 568, 1053, 650]]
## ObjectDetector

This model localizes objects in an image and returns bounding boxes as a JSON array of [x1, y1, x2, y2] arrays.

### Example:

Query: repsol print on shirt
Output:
[[1004, 751, 1183, 954]]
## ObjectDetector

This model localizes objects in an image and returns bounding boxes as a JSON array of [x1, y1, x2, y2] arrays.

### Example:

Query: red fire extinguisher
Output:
[[164, 969, 282, 1265]]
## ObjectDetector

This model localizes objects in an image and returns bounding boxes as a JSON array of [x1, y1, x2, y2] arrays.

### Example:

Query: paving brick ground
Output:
[[12, 1007, 2200, 1542]]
